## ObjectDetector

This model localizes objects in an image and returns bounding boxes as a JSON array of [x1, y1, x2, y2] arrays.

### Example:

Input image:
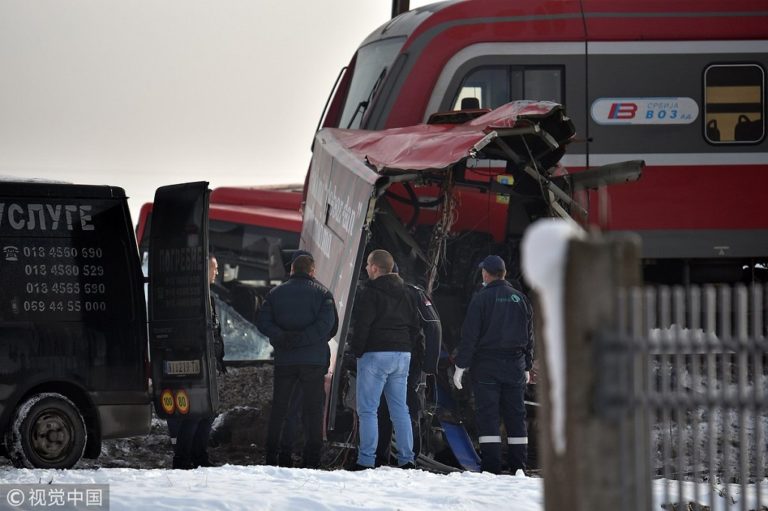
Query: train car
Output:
[[315, 0, 768, 284]]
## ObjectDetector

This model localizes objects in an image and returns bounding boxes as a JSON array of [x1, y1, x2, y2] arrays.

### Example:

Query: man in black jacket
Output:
[[453, 255, 534, 474], [349, 249, 422, 470], [375, 264, 441, 466], [169, 254, 224, 469], [256, 253, 336, 469]]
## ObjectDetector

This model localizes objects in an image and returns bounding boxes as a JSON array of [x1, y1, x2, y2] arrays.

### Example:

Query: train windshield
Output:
[[338, 37, 405, 129]]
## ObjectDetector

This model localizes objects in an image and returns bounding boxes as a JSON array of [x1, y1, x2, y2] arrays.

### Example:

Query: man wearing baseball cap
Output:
[[453, 254, 534, 475]]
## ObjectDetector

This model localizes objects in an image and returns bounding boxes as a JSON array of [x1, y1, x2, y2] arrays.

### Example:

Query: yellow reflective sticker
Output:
[[160, 389, 175, 414], [175, 390, 190, 414]]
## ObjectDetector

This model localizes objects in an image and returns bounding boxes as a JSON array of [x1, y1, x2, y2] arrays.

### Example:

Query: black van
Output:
[[0, 180, 152, 469]]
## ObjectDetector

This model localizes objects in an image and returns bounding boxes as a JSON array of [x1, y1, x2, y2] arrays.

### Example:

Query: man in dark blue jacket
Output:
[[256, 253, 336, 469], [278, 251, 339, 467], [453, 255, 533, 474]]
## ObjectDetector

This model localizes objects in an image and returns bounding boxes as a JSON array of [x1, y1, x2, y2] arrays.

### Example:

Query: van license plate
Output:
[[164, 360, 201, 375]]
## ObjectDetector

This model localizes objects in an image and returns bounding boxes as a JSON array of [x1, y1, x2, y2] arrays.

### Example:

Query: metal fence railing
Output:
[[596, 284, 768, 511]]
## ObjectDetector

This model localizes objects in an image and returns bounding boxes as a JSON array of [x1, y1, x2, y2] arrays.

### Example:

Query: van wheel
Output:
[[6, 393, 87, 469]]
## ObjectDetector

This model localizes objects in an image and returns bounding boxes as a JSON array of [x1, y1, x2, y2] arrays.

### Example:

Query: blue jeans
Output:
[[356, 351, 414, 467]]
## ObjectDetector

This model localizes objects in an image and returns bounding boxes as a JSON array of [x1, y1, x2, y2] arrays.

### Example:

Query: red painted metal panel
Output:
[[596, 165, 768, 231], [390, 18, 586, 128], [210, 186, 303, 211]]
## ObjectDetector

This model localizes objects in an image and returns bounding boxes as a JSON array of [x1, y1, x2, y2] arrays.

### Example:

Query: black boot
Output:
[[278, 453, 293, 468], [302, 447, 322, 469], [193, 454, 217, 468], [172, 456, 194, 470], [265, 451, 279, 466]]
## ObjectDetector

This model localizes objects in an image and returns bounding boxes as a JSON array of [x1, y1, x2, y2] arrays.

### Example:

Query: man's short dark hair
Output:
[[368, 249, 394, 273], [292, 254, 315, 275], [290, 250, 313, 265]]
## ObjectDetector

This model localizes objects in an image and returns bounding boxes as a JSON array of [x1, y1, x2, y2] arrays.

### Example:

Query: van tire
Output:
[[6, 393, 87, 469]]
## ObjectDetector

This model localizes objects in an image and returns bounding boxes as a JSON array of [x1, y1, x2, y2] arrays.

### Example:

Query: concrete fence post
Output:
[[538, 234, 641, 510]]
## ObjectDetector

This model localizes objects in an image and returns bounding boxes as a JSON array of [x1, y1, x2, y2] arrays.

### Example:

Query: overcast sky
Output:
[[0, 0, 432, 217]]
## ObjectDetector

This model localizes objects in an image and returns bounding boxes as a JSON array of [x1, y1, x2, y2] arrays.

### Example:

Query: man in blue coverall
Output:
[[453, 255, 533, 474]]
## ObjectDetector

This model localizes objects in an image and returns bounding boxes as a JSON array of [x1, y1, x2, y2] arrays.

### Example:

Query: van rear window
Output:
[[0, 198, 132, 321]]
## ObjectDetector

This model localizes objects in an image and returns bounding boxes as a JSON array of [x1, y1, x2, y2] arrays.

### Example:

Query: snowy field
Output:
[[2, 465, 767, 510], [0, 465, 541, 511]]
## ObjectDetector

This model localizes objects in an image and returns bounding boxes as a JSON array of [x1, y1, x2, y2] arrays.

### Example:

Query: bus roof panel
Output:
[[326, 100, 574, 174]]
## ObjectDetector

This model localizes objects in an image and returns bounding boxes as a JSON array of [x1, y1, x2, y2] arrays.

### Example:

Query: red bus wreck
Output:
[[302, 100, 636, 471]]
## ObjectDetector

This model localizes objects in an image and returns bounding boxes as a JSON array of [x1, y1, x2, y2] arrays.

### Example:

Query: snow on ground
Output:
[[0, 465, 543, 511], [652, 478, 768, 511], [3, 465, 766, 510]]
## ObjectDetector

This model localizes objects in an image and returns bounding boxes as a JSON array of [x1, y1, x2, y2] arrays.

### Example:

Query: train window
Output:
[[704, 64, 765, 144], [452, 66, 563, 110]]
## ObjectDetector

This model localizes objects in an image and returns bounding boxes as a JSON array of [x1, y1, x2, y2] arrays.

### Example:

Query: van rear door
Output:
[[148, 182, 217, 418]]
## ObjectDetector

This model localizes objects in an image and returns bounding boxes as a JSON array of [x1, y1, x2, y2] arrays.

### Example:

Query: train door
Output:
[[148, 182, 218, 420]]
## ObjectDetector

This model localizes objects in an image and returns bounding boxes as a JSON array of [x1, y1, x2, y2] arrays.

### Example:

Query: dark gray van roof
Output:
[[0, 178, 126, 199]]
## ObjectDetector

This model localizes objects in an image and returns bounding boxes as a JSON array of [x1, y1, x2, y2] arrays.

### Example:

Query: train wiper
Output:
[[346, 67, 387, 129]]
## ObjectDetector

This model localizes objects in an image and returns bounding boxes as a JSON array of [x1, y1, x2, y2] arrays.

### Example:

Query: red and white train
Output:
[[314, 0, 768, 284]]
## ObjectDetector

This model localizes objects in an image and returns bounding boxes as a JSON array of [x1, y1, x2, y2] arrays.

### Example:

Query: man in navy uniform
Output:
[[278, 250, 339, 467], [453, 255, 533, 474]]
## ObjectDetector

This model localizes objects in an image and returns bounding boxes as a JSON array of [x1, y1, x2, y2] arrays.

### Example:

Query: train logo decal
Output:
[[591, 97, 699, 125]]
